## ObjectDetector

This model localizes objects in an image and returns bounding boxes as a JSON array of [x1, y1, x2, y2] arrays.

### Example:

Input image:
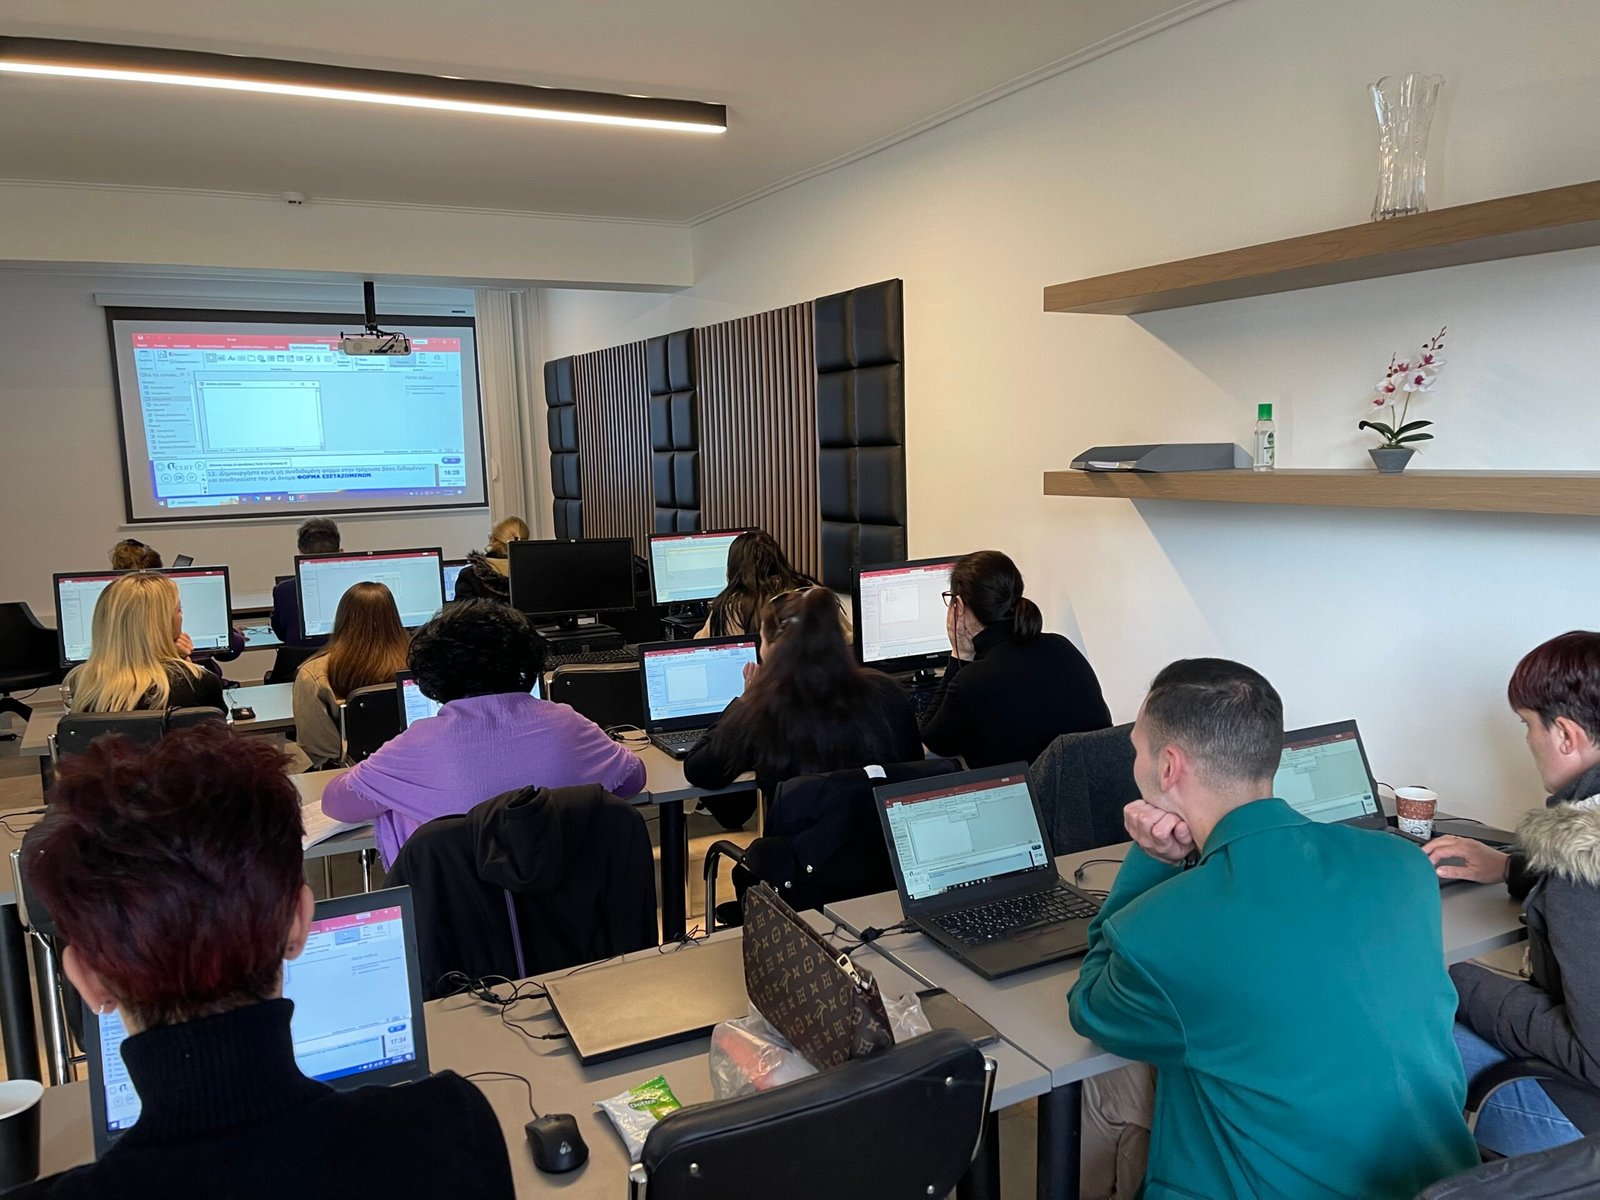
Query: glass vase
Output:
[[1369, 73, 1444, 221]]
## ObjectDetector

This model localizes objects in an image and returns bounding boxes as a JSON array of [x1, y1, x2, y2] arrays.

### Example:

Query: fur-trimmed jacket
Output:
[[1451, 762, 1600, 1129]]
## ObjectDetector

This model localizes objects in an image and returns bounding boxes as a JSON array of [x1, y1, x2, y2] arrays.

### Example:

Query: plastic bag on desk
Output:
[[709, 1006, 818, 1099], [885, 989, 933, 1043]]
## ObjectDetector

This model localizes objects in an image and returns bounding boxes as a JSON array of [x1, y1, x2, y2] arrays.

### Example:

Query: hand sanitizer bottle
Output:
[[1254, 403, 1276, 472]]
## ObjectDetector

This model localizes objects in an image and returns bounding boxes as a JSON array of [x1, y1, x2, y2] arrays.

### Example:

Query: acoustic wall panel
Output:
[[573, 341, 653, 556], [814, 279, 907, 589], [698, 303, 821, 580], [646, 328, 702, 533], [543, 356, 582, 540]]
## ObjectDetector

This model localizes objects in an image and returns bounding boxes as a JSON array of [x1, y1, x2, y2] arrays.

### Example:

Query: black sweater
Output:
[[920, 626, 1111, 768], [684, 671, 924, 797], [12, 999, 514, 1200]]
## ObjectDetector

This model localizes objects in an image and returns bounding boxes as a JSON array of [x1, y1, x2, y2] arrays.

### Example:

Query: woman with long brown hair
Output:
[[292, 582, 411, 767], [695, 529, 820, 638], [685, 587, 922, 828]]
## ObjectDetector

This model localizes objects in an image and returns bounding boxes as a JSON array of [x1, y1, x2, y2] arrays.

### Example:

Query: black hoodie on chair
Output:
[[389, 783, 658, 996]]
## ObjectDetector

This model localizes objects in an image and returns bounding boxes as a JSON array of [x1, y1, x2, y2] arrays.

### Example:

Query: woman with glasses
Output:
[[685, 586, 922, 829], [922, 550, 1110, 767], [452, 516, 530, 603]]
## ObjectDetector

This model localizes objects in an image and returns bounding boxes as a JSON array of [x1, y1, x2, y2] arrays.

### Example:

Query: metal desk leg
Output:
[[37, 756, 51, 795], [29, 934, 71, 1086], [1037, 1081, 1082, 1200], [658, 799, 687, 943], [0, 901, 40, 1083], [957, 1109, 1001, 1200], [360, 848, 374, 894]]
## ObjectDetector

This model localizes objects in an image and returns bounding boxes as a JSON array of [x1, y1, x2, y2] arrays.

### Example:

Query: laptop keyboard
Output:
[[546, 645, 641, 668], [934, 885, 1100, 946], [651, 729, 705, 755]]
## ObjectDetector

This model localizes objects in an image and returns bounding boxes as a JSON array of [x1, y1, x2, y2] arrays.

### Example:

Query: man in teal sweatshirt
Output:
[[1068, 659, 1478, 1199]]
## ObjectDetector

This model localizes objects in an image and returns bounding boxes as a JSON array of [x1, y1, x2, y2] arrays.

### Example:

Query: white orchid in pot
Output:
[[1360, 327, 1445, 473]]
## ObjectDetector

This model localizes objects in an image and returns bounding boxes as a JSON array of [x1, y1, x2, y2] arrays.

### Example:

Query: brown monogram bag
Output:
[[741, 882, 892, 1069]]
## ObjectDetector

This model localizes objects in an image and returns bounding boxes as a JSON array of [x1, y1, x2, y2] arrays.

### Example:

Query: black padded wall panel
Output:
[[646, 329, 702, 533], [814, 279, 906, 589], [544, 356, 582, 540]]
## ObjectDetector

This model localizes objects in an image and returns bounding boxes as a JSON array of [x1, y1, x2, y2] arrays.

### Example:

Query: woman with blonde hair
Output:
[[292, 582, 412, 767], [64, 572, 224, 713], [453, 516, 530, 603]]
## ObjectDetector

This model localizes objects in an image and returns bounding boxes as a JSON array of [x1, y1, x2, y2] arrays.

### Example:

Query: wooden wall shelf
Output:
[[1043, 180, 1600, 315], [1042, 469, 1600, 517]]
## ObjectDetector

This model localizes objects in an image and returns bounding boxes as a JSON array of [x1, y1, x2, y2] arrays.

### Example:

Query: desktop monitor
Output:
[[53, 566, 234, 667], [395, 669, 540, 729], [84, 887, 429, 1157], [295, 548, 444, 640], [853, 557, 959, 675], [507, 538, 637, 623], [648, 530, 745, 605], [441, 558, 469, 602], [1274, 721, 1386, 828]]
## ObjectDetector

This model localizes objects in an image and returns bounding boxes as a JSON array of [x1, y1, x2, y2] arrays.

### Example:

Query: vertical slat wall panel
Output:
[[697, 303, 821, 579], [572, 341, 653, 556]]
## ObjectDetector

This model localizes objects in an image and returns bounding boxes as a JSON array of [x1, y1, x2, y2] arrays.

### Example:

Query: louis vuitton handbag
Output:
[[741, 882, 892, 1069]]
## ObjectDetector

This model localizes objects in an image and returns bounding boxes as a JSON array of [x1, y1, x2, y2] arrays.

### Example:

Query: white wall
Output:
[[541, 0, 1600, 825], [0, 271, 494, 621]]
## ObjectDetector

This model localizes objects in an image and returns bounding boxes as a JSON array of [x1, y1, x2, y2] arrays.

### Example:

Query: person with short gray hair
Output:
[[270, 519, 342, 647]]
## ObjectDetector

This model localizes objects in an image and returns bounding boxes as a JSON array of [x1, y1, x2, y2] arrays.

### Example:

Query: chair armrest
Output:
[[703, 839, 749, 932], [1467, 1057, 1600, 1117]]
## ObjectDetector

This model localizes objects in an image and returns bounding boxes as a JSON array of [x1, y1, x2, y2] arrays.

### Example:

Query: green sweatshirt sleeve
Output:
[[1068, 846, 1188, 1066]]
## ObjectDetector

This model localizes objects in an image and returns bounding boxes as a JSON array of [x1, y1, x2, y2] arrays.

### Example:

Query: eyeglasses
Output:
[[941, 591, 958, 608]]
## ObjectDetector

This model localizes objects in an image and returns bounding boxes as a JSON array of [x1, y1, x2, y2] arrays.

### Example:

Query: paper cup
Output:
[[0, 1080, 43, 1189], [1394, 787, 1439, 841]]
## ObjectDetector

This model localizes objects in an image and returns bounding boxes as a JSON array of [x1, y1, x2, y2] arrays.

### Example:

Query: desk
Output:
[[825, 843, 1530, 1200]]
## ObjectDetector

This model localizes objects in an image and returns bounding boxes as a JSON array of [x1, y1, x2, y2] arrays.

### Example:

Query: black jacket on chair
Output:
[[388, 783, 658, 996]]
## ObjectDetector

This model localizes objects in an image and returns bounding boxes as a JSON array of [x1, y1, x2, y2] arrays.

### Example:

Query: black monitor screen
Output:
[[508, 539, 636, 619]]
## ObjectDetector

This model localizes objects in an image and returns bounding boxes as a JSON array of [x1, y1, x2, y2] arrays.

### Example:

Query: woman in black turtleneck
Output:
[[920, 550, 1111, 768], [14, 724, 513, 1200]]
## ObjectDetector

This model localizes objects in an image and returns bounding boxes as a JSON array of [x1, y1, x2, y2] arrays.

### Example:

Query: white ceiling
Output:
[[0, 0, 1224, 223]]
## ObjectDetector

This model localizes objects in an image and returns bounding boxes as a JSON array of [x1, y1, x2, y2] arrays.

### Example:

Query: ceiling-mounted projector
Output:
[[340, 280, 412, 356]]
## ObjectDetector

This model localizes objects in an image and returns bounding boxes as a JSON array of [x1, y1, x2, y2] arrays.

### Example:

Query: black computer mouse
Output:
[[527, 1113, 588, 1174], [229, 706, 256, 721]]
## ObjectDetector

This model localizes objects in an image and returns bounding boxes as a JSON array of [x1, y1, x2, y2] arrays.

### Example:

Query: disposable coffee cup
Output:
[[1394, 787, 1439, 841], [0, 1079, 43, 1189]]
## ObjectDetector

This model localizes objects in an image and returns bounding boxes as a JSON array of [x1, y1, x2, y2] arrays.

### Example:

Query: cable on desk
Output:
[[437, 972, 569, 1043], [1072, 858, 1125, 885], [466, 1071, 540, 1119], [659, 925, 709, 951], [0, 809, 45, 836], [607, 725, 650, 748]]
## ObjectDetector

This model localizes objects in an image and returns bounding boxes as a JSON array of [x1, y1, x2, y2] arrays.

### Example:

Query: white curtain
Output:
[[474, 288, 550, 537]]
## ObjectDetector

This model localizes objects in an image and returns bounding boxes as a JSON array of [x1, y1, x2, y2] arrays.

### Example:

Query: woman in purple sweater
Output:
[[322, 600, 645, 867]]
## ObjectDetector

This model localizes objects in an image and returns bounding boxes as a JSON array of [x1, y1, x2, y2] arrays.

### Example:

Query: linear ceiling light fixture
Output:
[[0, 37, 726, 134]]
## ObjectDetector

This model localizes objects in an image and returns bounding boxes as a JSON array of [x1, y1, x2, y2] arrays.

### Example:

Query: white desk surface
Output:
[[826, 843, 1529, 1089], [20, 682, 295, 756]]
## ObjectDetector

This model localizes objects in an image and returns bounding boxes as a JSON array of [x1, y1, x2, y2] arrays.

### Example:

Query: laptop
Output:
[[874, 764, 1102, 980], [395, 669, 542, 729], [637, 637, 758, 758], [84, 887, 430, 1158], [171, 553, 194, 568]]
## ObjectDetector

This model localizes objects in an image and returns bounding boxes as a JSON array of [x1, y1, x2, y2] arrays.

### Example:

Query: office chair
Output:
[[547, 663, 645, 731], [0, 602, 67, 726], [52, 706, 224, 762], [1029, 723, 1140, 855], [341, 683, 402, 764], [629, 1028, 995, 1200], [702, 758, 964, 931]]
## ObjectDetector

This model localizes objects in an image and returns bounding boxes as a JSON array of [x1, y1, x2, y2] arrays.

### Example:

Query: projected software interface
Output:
[[885, 775, 1049, 902], [56, 568, 232, 664], [122, 330, 476, 515], [298, 551, 443, 638], [96, 903, 416, 1131], [650, 532, 743, 604], [643, 642, 758, 724], [1274, 728, 1380, 823], [858, 561, 955, 665]]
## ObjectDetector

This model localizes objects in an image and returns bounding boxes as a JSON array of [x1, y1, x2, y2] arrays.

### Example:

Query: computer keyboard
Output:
[[935, 886, 1100, 946], [904, 683, 941, 720], [546, 645, 641, 669], [650, 729, 705, 755]]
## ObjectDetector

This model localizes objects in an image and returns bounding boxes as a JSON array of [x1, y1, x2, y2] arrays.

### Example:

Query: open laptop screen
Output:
[[1275, 722, 1382, 824], [640, 639, 757, 731], [881, 771, 1051, 903], [395, 670, 540, 729]]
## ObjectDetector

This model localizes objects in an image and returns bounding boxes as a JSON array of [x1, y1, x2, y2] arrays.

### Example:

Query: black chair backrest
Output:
[[641, 1028, 988, 1200], [55, 706, 224, 760], [548, 664, 644, 730], [265, 644, 320, 685], [1030, 722, 1139, 855], [1416, 1133, 1600, 1198], [0, 602, 65, 678], [343, 683, 402, 764]]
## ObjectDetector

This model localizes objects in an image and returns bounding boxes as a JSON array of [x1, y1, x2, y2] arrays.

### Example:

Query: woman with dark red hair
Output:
[[12, 724, 513, 1199]]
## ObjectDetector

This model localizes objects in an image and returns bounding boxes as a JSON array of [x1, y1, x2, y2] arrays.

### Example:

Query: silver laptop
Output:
[[874, 764, 1101, 980], [637, 637, 758, 758]]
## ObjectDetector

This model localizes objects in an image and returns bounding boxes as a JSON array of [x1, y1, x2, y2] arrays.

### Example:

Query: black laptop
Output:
[[637, 637, 758, 758], [874, 764, 1101, 980]]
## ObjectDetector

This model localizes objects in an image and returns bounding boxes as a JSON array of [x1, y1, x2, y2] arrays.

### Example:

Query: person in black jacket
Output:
[[270, 518, 341, 647], [1428, 631, 1600, 1156], [920, 550, 1111, 768], [13, 724, 514, 1200], [686, 586, 923, 830], [453, 516, 529, 603]]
